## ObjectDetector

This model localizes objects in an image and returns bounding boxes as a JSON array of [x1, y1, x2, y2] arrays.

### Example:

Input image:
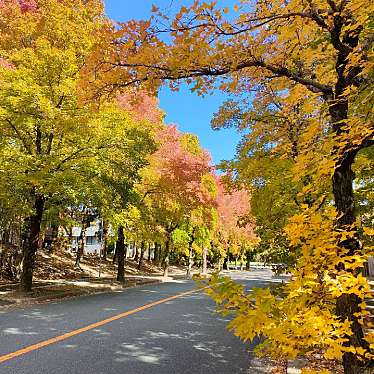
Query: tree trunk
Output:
[[217, 257, 222, 272], [187, 239, 194, 278], [65, 226, 73, 251], [147, 243, 152, 262], [48, 224, 58, 252], [332, 157, 370, 373], [155, 242, 163, 267], [20, 194, 45, 293], [116, 226, 125, 282], [162, 239, 170, 278], [158, 243, 163, 266], [102, 220, 108, 260], [134, 243, 139, 262], [329, 94, 371, 372], [137, 242, 145, 270], [246, 250, 251, 270], [74, 224, 86, 269], [223, 256, 228, 270], [153, 242, 158, 264], [201, 247, 208, 276]]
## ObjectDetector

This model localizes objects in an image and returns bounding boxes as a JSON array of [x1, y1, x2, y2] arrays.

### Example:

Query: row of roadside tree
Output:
[[0, 0, 256, 292]]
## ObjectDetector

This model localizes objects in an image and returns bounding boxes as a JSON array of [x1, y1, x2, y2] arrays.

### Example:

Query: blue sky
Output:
[[104, 0, 242, 167]]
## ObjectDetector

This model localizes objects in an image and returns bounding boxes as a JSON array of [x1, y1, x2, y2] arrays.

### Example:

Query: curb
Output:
[[0, 278, 163, 312]]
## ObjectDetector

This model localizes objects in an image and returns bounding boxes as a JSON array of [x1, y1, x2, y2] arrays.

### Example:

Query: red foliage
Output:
[[117, 90, 164, 124], [0, 57, 13, 69], [216, 176, 254, 240], [19, 0, 37, 11], [153, 124, 213, 209], [0, 0, 37, 12]]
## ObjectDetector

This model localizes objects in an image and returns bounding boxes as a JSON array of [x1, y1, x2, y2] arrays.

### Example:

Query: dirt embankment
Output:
[[0, 247, 189, 310]]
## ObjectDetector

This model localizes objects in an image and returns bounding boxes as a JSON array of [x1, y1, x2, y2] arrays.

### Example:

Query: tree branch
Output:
[[113, 57, 334, 97], [5, 118, 33, 154]]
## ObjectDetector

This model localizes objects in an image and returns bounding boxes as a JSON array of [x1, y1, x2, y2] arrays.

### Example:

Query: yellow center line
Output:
[[0, 287, 203, 364]]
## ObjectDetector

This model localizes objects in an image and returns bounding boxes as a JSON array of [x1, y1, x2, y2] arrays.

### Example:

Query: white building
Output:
[[71, 220, 102, 255]]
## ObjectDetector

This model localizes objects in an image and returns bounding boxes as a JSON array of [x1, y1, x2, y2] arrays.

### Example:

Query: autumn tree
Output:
[[105, 91, 162, 281], [0, 0, 108, 291], [215, 177, 256, 269], [173, 183, 218, 277], [216, 96, 303, 267], [88, 1, 374, 372], [0, 0, 156, 292], [137, 125, 213, 277]]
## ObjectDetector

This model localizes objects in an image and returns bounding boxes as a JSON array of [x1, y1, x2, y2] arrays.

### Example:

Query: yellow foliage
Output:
[[83, 0, 374, 370]]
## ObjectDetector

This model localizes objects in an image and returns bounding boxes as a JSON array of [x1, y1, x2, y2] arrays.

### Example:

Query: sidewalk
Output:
[[0, 275, 164, 311], [247, 355, 344, 374]]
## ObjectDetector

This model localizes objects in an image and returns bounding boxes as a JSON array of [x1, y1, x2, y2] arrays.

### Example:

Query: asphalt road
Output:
[[0, 270, 280, 374]]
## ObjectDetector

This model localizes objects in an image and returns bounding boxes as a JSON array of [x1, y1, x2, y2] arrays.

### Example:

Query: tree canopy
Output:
[[86, 0, 374, 372], [1, 0, 372, 372]]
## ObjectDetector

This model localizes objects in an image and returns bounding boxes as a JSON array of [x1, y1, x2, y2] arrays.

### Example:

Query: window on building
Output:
[[86, 236, 97, 245]]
